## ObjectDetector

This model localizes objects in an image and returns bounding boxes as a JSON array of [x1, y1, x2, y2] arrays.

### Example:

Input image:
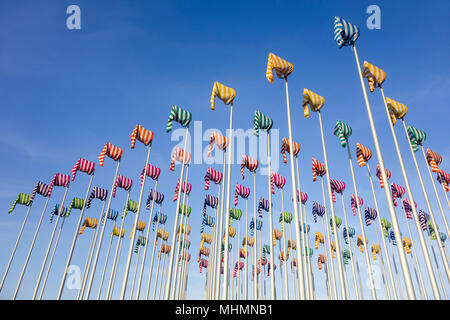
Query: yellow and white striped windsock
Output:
[[79, 217, 98, 235], [157, 228, 169, 241], [242, 236, 255, 247], [266, 52, 293, 83], [130, 221, 146, 239], [386, 97, 408, 125], [113, 226, 125, 238], [210, 81, 236, 110], [357, 235, 368, 252], [372, 244, 381, 260], [362, 61, 386, 92], [302, 88, 325, 118], [272, 228, 282, 246]]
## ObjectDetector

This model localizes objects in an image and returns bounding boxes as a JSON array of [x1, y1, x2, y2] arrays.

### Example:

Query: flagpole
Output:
[[57, 172, 94, 299], [351, 236, 365, 300], [295, 158, 308, 300], [244, 199, 248, 299], [221, 102, 234, 300], [32, 186, 69, 299], [252, 172, 258, 300], [302, 203, 314, 299], [76, 217, 98, 300], [144, 205, 161, 299], [426, 233, 448, 299], [0, 204, 32, 291], [366, 162, 397, 300], [370, 216, 390, 300], [210, 184, 221, 299], [215, 152, 227, 300], [164, 126, 189, 300], [13, 196, 50, 299], [152, 232, 164, 299], [95, 218, 114, 299], [84, 159, 121, 300], [280, 190, 289, 299], [265, 131, 276, 300], [129, 231, 143, 299], [389, 240, 404, 299], [351, 45, 415, 299]]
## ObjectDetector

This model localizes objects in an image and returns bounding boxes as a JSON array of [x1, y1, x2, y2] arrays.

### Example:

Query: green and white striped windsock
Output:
[[67, 197, 85, 217], [134, 235, 146, 253], [9, 193, 31, 214], [381, 218, 391, 238], [407, 126, 427, 152], [330, 216, 342, 235], [253, 110, 273, 137], [166, 105, 192, 133], [333, 120, 353, 148], [179, 204, 191, 216], [123, 199, 138, 219]]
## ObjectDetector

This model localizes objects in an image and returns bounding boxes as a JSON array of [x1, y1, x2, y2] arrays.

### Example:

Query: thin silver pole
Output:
[[253, 172, 258, 300], [295, 158, 308, 300], [95, 219, 114, 300], [144, 205, 162, 299], [215, 152, 227, 299], [129, 232, 143, 299], [77, 217, 98, 300], [265, 132, 276, 300]]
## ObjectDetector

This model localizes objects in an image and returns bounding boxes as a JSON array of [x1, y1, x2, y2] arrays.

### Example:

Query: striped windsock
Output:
[[177, 225, 191, 238], [318, 254, 326, 270], [169, 146, 192, 171], [200, 214, 215, 234], [333, 120, 353, 148], [140, 164, 161, 185], [330, 241, 337, 258], [242, 236, 255, 247], [270, 172, 286, 195], [418, 210, 430, 231], [302, 88, 325, 118], [98, 142, 123, 166], [343, 226, 355, 244], [178, 204, 191, 216], [300, 223, 310, 234], [258, 197, 270, 218], [203, 194, 219, 216], [407, 126, 426, 152], [386, 97, 408, 125], [330, 178, 346, 203], [86, 187, 108, 209], [364, 206, 377, 226], [315, 232, 325, 249], [296, 191, 308, 205], [156, 228, 169, 241], [79, 217, 98, 235], [426, 148, 443, 173], [48, 173, 70, 197], [9, 193, 31, 213], [312, 201, 325, 223], [350, 194, 363, 215], [356, 143, 373, 167], [207, 131, 229, 157], [241, 154, 258, 179], [389, 230, 397, 246], [66, 197, 85, 217], [329, 216, 342, 235], [130, 220, 146, 239], [381, 218, 392, 238], [210, 81, 236, 110], [122, 199, 138, 218], [376, 164, 391, 188], [199, 258, 208, 273], [279, 211, 293, 224], [29, 181, 51, 205], [372, 244, 381, 260], [437, 170, 450, 192], [253, 110, 273, 137], [152, 212, 167, 231], [173, 179, 192, 201], [312, 157, 326, 182], [280, 137, 300, 163], [228, 227, 237, 238], [160, 244, 171, 254], [272, 228, 282, 246], [402, 198, 416, 220], [134, 235, 146, 253], [266, 52, 293, 83], [403, 237, 412, 254], [234, 183, 250, 206], [333, 16, 359, 48], [49, 204, 69, 223], [362, 61, 386, 92], [146, 189, 164, 208], [229, 208, 243, 225], [357, 235, 368, 252], [112, 226, 125, 238], [204, 167, 223, 190], [101, 208, 119, 225], [130, 124, 154, 148], [343, 249, 352, 265], [249, 218, 262, 237], [112, 174, 133, 198], [390, 182, 406, 206], [71, 158, 95, 181], [166, 105, 192, 133]]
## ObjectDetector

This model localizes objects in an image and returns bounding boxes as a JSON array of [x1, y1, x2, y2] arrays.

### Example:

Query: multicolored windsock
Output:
[[204, 167, 223, 190], [312, 158, 326, 182], [79, 217, 98, 235], [122, 199, 138, 219], [426, 148, 443, 173], [266, 52, 293, 83], [406, 126, 426, 152], [333, 120, 352, 148], [130, 124, 154, 148], [402, 198, 417, 220], [437, 170, 450, 192], [330, 178, 346, 203], [280, 137, 300, 164], [343, 226, 355, 244], [296, 191, 308, 205], [249, 218, 262, 237], [71, 158, 95, 181], [48, 173, 70, 197], [350, 194, 363, 215], [112, 174, 133, 197], [389, 230, 397, 246], [229, 208, 242, 225], [272, 228, 283, 246], [234, 183, 250, 206], [362, 61, 386, 92], [270, 173, 286, 194], [302, 88, 325, 118], [203, 194, 219, 216], [210, 81, 236, 110], [173, 179, 192, 202], [403, 237, 412, 254], [152, 212, 167, 231], [9, 193, 31, 214], [241, 155, 259, 179], [86, 187, 108, 209], [98, 142, 123, 166], [312, 202, 325, 223], [134, 236, 147, 253], [253, 110, 273, 137], [140, 164, 161, 185], [258, 197, 270, 218], [146, 189, 164, 209], [364, 207, 377, 226], [199, 258, 208, 273], [418, 210, 430, 231], [166, 105, 192, 133], [356, 143, 373, 167], [376, 164, 391, 188], [343, 249, 352, 265], [66, 197, 85, 217], [169, 146, 192, 171], [207, 132, 229, 157], [157, 229, 169, 241], [29, 181, 51, 205], [333, 16, 360, 48], [386, 97, 408, 125], [390, 182, 406, 206], [242, 236, 255, 247], [49, 204, 69, 223], [279, 211, 293, 233]]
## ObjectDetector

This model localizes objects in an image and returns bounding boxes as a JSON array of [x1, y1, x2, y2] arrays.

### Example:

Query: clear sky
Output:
[[0, 0, 449, 300]]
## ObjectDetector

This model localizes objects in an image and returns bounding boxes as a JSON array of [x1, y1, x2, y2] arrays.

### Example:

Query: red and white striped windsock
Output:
[[48, 173, 71, 197], [376, 164, 391, 188], [241, 154, 259, 179], [390, 182, 406, 207], [169, 146, 191, 171], [173, 179, 192, 201], [234, 183, 251, 206], [270, 172, 286, 194], [312, 158, 326, 182], [71, 158, 95, 181], [140, 164, 161, 185], [204, 167, 223, 190], [280, 137, 300, 163]]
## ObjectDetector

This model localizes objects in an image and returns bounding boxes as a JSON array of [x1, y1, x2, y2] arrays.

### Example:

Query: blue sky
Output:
[[0, 0, 449, 300]]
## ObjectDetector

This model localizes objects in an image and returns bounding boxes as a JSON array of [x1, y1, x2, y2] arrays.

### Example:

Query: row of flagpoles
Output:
[[1, 16, 449, 300]]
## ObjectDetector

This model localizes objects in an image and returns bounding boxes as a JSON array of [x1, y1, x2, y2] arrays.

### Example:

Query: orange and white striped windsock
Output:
[[240, 154, 258, 179], [79, 217, 98, 235], [302, 88, 325, 119], [169, 146, 191, 171], [437, 170, 450, 192], [98, 142, 123, 166], [207, 131, 229, 157], [426, 148, 443, 173], [312, 158, 326, 182], [130, 124, 154, 149], [318, 254, 326, 270], [362, 61, 386, 92], [356, 143, 373, 167], [280, 137, 300, 163], [266, 52, 293, 83], [210, 81, 236, 111]]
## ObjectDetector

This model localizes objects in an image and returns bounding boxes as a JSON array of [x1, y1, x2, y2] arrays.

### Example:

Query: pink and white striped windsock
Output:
[[199, 258, 208, 273], [402, 198, 417, 220], [270, 172, 286, 194], [140, 164, 161, 185], [112, 174, 133, 197], [71, 158, 95, 181], [204, 167, 223, 191], [173, 179, 192, 201], [48, 173, 71, 197], [376, 164, 392, 188], [241, 155, 259, 179], [207, 131, 229, 157], [390, 182, 406, 207], [330, 178, 346, 203], [296, 191, 308, 205], [234, 183, 250, 206], [350, 194, 363, 215], [169, 146, 191, 171]]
